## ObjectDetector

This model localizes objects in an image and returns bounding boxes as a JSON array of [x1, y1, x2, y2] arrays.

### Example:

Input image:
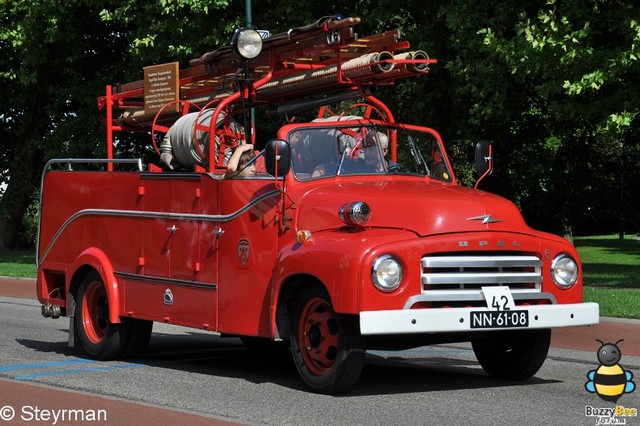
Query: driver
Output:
[[312, 130, 387, 176]]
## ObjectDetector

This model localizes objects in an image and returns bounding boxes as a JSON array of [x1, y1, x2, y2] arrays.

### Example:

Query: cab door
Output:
[[216, 177, 282, 336]]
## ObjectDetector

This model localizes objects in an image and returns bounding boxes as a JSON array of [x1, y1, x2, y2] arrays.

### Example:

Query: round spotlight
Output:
[[338, 201, 371, 227], [232, 28, 263, 60]]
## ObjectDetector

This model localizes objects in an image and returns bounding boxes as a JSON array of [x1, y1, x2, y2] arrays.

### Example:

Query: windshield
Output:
[[288, 124, 452, 182]]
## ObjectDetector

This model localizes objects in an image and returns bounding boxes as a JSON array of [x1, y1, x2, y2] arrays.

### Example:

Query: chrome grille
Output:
[[410, 255, 545, 307]]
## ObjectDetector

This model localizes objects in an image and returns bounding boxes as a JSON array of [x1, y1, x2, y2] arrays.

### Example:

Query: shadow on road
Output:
[[16, 330, 560, 396]]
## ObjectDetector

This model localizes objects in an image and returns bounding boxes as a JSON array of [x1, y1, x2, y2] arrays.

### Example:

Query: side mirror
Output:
[[474, 140, 493, 189], [265, 139, 291, 177]]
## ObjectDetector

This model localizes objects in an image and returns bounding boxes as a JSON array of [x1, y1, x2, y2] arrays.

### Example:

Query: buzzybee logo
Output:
[[584, 339, 637, 425], [585, 339, 635, 402]]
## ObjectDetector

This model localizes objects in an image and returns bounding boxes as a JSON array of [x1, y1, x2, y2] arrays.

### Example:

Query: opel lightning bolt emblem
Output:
[[467, 214, 503, 224]]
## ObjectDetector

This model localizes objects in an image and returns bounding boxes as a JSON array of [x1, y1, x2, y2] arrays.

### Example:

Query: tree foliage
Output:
[[1, 0, 638, 249]]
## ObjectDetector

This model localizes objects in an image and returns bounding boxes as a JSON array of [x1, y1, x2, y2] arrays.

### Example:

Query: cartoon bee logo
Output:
[[585, 339, 636, 402]]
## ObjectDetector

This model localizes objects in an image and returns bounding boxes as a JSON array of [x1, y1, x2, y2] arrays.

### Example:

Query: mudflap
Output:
[[67, 293, 80, 348]]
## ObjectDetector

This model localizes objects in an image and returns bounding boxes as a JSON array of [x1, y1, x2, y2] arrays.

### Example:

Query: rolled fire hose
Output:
[[163, 109, 243, 168], [392, 50, 430, 74]]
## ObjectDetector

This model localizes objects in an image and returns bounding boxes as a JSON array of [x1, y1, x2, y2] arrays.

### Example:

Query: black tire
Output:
[[120, 318, 153, 359], [472, 329, 551, 380], [290, 286, 365, 394], [75, 271, 129, 360]]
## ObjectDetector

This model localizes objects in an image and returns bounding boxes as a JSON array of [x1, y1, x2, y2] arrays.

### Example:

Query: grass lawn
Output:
[[574, 234, 640, 319], [1, 235, 639, 318], [0, 249, 36, 278]]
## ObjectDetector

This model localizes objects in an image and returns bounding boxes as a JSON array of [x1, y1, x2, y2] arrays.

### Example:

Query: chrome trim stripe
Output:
[[37, 188, 281, 267], [115, 272, 217, 290], [37, 158, 144, 265]]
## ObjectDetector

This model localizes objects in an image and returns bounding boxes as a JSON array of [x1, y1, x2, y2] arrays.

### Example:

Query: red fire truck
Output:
[[37, 16, 599, 394]]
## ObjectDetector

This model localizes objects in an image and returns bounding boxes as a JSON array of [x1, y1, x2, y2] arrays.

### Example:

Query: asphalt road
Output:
[[1, 288, 639, 425]]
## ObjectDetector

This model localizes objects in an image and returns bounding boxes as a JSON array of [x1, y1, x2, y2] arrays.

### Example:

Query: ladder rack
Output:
[[97, 16, 436, 171]]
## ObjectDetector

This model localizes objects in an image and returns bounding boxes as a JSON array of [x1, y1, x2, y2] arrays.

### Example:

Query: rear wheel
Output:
[[75, 271, 129, 360], [290, 287, 365, 394], [472, 329, 551, 380]]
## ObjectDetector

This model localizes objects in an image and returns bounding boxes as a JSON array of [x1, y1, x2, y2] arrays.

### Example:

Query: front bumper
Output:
[[359, 302, 599, 335]]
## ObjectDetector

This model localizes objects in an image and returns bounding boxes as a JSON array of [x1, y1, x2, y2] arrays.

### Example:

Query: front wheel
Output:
[[290, 287, 365, 394], [75, 271, 129, 360], [472, 329, 551, 380]]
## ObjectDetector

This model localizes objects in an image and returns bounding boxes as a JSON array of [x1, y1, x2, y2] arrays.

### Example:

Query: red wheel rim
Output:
[[297, 296, 340, 376], [81, 281, 109, 344]]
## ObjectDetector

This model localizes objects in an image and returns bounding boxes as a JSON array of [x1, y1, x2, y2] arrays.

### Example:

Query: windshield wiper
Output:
[[407, 135, 430, 175], [336, 148, 348, 176]]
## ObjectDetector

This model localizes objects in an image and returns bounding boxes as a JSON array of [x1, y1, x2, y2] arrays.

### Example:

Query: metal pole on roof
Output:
[[246, 0, 255, 142]]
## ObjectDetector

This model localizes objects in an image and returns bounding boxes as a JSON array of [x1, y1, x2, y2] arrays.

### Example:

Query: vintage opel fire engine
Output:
[[37, 16, 599, 394]]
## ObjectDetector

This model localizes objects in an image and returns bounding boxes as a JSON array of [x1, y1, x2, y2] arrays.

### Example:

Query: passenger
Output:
[[376, 132, 393, 167], [223, 144, 256, 179], [289, 130, 314, 173], [364, 131, 389, 171]]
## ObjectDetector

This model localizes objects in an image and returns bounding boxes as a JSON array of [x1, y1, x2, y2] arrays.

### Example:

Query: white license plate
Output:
[[470, 310, 529, 329]]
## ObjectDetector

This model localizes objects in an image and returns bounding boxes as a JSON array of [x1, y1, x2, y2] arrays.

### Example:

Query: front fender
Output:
[[71, 247, 121, 324], [275, 228, 418, 314]]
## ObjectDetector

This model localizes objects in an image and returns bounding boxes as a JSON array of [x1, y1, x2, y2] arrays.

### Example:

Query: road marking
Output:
[[0, 359, 146, 380], [0, 359, 95, 372], [15, 363, 145, 380]]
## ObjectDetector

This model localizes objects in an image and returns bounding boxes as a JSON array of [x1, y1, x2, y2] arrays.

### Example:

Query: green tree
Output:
[[1, 0, 125, 249], [0, 0, 242, 249], [361, 0, 640, 235], [1, 0, 639, 250], [475, 0, 640, 235]]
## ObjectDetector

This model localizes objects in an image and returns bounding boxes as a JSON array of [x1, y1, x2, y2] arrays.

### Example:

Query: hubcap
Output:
[[82, 281, 108, 344], [298, 297, 340, 376]]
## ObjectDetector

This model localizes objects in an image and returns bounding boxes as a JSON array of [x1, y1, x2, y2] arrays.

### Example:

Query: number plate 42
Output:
[[481, 286, 516, 311]]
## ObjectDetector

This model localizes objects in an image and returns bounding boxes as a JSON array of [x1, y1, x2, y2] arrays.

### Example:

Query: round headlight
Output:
[[551, 254, 579, 289], [338, 201, 371, 227], [232, 28, 263, 60], [371, 255, 403, 292]]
